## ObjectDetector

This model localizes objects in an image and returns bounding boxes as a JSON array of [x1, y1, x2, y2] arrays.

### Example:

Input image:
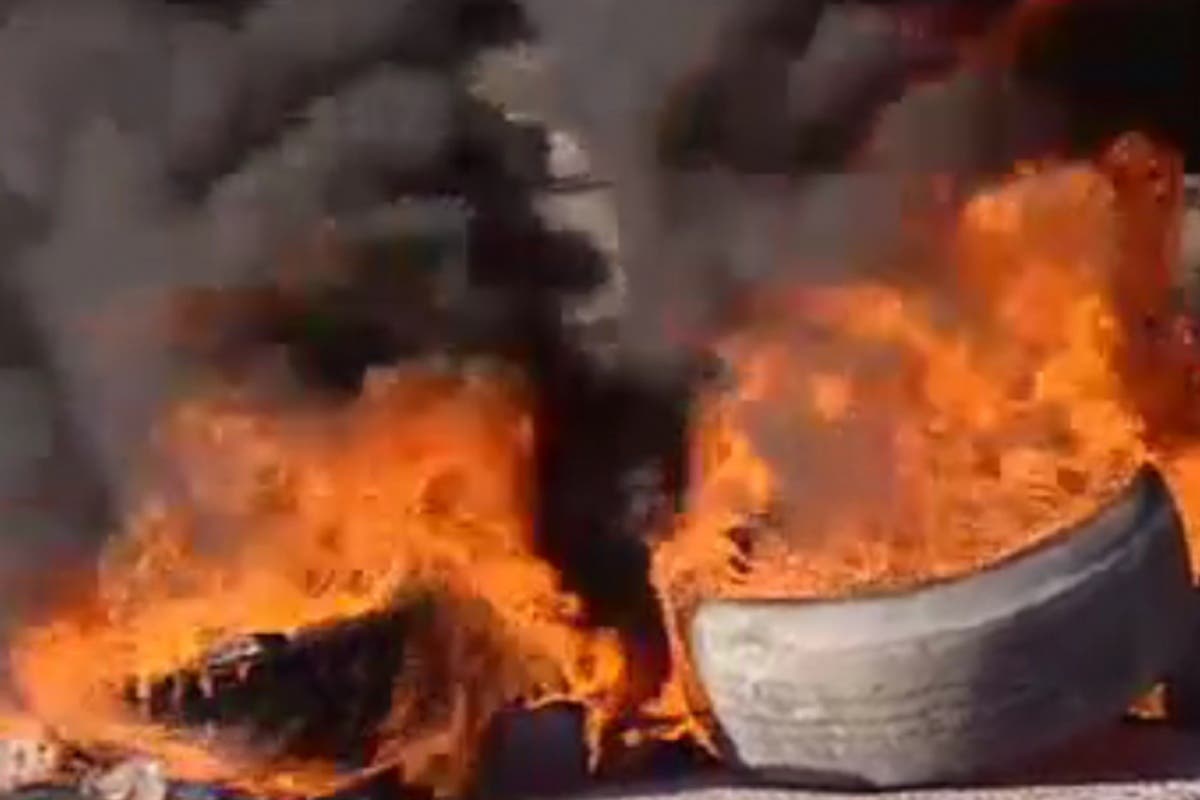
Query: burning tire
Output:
[[689, 465, 1196, 788]]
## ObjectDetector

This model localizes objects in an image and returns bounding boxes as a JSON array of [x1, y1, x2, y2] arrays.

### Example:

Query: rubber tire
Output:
[[690, 465, 1197, 789]]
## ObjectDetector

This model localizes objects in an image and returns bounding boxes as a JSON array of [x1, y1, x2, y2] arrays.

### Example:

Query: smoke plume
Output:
[[0, 0, 469, 613], [516, 0, 1059, 382]]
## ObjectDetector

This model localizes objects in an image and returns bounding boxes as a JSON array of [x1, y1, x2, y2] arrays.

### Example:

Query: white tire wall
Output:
[[691, 467, 1196, 788]]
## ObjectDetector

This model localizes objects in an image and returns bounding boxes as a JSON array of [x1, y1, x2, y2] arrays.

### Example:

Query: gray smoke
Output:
[[518, 0, 1063, 377], [0, 0, 465, 610]]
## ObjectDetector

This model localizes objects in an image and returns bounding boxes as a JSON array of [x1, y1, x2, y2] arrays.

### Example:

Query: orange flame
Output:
[[5, 365, 626, 796], [655, 161, 1145, 601], [648, 133, 1194, 726], [1, 133, 1195, 796]]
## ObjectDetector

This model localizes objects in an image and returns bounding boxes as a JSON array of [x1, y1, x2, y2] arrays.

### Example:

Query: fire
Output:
[[649, 133, 1193, 721], [4, 365, 627, 796], [654, 161, 1147, 605], [1, 132, 1195, 796]]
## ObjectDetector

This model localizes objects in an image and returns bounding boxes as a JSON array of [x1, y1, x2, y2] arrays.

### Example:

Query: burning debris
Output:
[[6, 144, 1199, 797], [2, 365, 633, 796], [0, 0, 1194, 799]]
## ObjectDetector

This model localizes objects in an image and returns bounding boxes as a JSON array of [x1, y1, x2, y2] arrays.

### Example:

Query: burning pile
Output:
[[0, 0, 1193, 794], [0, 133, 1194, 798], [3, 366, 628, 796]]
